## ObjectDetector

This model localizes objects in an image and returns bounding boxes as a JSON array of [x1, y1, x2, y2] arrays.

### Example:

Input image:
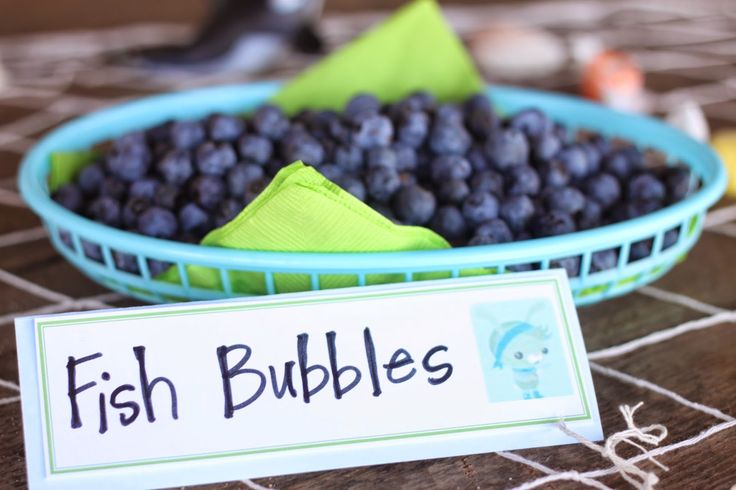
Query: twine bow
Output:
[[558, 402, 669, 489]]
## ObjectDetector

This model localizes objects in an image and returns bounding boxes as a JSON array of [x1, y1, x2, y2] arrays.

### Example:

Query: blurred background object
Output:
[[130, 0, 324, 72]]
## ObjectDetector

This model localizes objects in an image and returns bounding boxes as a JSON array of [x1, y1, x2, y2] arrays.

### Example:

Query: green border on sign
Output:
[[36, 276, 591, 475]]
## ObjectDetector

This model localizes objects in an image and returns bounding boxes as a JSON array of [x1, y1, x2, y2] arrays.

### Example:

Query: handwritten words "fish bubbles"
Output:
[[64, 327, 454, 434]]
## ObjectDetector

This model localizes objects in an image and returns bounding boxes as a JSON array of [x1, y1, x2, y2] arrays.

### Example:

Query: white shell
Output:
[[470, 24, 567, 80], [666, 99, 710, 143]]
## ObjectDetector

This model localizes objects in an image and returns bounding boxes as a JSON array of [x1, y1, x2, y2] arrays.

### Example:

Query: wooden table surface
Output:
[[1, 1, 735, 488]]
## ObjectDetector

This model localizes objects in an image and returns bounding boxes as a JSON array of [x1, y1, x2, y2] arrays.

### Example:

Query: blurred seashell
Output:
[[469, 24, 566, 80], [666, 99, 709, 143]]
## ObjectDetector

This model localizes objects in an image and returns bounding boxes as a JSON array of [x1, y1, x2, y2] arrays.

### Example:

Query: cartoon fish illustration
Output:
[[475, 302, 551, 400]]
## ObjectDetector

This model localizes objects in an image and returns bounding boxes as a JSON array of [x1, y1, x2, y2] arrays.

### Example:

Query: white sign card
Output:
[[16, 270, 602, 489]]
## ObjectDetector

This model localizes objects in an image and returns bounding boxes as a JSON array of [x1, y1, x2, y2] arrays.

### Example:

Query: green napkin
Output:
[[158, 162, 451, 294], [271, 0, 484, 114]]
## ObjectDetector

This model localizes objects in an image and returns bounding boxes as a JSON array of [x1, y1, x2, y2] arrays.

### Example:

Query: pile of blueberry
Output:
[[52, 91, 695, 276]]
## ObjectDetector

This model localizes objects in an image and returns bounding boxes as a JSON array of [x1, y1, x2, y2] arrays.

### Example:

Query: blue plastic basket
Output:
[[18, 82, 727, 305]]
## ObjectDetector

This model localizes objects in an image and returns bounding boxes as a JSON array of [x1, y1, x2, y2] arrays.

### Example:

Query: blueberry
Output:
[[113, 251, 139, 274], [137, 206, 177, 238], [334, 144, 364, 172], [471, 169, 504, 196], [398, 172, 417, 187], [392, 185, 436, 225], [106, 146, 150, 182], [129, 177, 160, 201], [196, 142, 237, 176], [148, 259, 172, 276], [345, 93, 380, 123], [591, 249, 618, 272], [77, 163, 105, 195], [170, 120, 205, 150], [663, 228, 679, 249], [464, 94, 498, 138], [500, 195, 535, 232], [462, 191, 499, 226], [506, 165, 541, 196], [466, 146, 489, 172], [437, 179, 470, 204], [625, 200, 661, 220], [544, 186, 586, 214], [509, 108, 553, 138], [393, 143, 417, 172], [431, 205, 467, 241], [226, 163, 264, 198], [629, 240, 653, 261], [154, 183, 180, 210], [81, 240, 102, 262], [553, 123, 568, 143], [370, 201, 397, 222], [430, 154, 472, 183], [550, 256, 580, 277], [178, 202, 210, 235], [604, 147, 644, 181], [121, 196, 150, 228], [484, 128, 529, 170], [353, 114, 393, 150], [588, 133, 610, 155], [156, 150, 193, 185], [206, 114, 245, 142], [324, 113, 350, 144], [627, 173, 666, 202], [474, 218, 513, 244], [429, 120, 471, 155], [579, 142, 602, 175], [252, 105, 289, 140], [538, 161, 570, 189], [508, 263, 534, 272], [214, 199, 242, 227], [396, 111, 429, 148], [531, 131, 562, 162], [318, 164, 343, 182], [146, 121, 172, 145], [665, 165, 692, 202], [367, 147, 398, 170], [531, 210, 576, 237], [190, 175, 226, 210], [334, 174, 367, 201], [98, 176, 127, 200], [237, 134, 273, 165], [87, 196, 121, 226], [578, 199, 602, 230], [282, 131, 325, 165], [434, 102, 462, 122], [556, 144, 589, 181], [244, 177, 271, 204], [585, 173, 621, 209], [404, 91, 436, 112], [467, 235, 495, 246], [366, 166, 401, 202], [112, 131, 148, 155], [53, 184, 83, 212]]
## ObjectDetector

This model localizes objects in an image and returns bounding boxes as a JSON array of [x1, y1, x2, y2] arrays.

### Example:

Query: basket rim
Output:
[[18, 82, 727, 271]]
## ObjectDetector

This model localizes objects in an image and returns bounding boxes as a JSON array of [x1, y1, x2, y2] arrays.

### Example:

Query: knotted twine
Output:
[[557, 402, 669, 490]]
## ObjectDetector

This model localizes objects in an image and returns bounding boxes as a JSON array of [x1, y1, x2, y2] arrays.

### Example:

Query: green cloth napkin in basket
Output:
[[159, 162, 451, 294], [271, 0, 484, 114]]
